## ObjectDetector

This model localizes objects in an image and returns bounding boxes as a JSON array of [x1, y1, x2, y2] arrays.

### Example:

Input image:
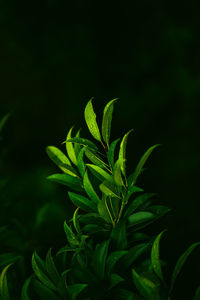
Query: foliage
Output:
[[0, 100, 200, 299]]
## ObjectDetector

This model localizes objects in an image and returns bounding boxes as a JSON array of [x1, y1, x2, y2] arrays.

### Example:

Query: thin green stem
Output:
[[105, 197, 115, 227]]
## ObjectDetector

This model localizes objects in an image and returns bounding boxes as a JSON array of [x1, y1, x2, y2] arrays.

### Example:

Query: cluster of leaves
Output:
[[1, 99, 200, 299]]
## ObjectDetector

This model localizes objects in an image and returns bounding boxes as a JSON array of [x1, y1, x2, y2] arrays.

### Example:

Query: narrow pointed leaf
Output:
[[110, 220, 127, 250], [32, 252, 56, 291], [64, 221, 80, 247], [77, 146, 86, 177], [151, 230, 167, 281], [47, 173, 82, 191], [97, 196, 112, 223], [21, 276, 32, 300], [0, 264, 12, 300], [118, 129, 134, 176], [107, 138, 120, 168], [65, 137, 98, 152], [46, 249, 60, 285], [132, 269, 160, 300], [85, 148, 107, 169], [99, 181, 120, 198], [68, 192, 97, 212], [67, 283, 88, 300], [74, 129, 82, 157], [113, 159, 125, 186], [65, 127, 77, 165], [102, 98, 118, 145], [109, 273, 124, 289], [106, 251, 128, 275], [83, 171, 100, 204], [87, 164, 114, 184], [91, 240, 110, 280], [84, 98, 101, 142], [125, 193, 157, 217], [33, 279, 60, 300], [131, 144, 161, 186], [128, 211, 155, 226], [73, 207, 81, 234], [169, 242, 200, 295]]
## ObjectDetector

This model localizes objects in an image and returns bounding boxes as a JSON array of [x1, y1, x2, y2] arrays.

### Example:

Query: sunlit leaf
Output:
[[151, 230, 167, 281], [65, 137, 98, 152], [0, 264, 12, 300], [77, 146, 86, 177], [101, 98, 118, 146], [99, 180, 120, 198], [85, 148, 107, 169], [84, 98, 101, 142], [83, 171, 100, 204], [107, 138, 120, 168], [118, 129, 134, 176], [97, 195, 112, 223], [113, 159, 125, 186], [87, 164, 114, 184], [74, 129, 82, 158], [68, 192, 97, 212], [131, 144, 161, 186], [47, 173, 82, 191], [169, 242, 200, 295], [65, 127, 77, 165], [72, 207, 81, 234]]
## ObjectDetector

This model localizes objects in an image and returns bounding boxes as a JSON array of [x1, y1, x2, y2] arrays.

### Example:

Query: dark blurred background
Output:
[[0, 0, 200, 298]]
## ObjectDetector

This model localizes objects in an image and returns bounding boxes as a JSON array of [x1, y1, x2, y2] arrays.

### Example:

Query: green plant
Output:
[[1, 100, 200, 299]]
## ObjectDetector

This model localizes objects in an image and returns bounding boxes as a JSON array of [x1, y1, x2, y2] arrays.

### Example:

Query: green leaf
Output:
[[194, 286, 200, 300], [78, 213, 105, 226], [102, 98, 118, 146], [74, 129, 82, 157], [32, 252, 57, 291], [117, 243, 151, 271], [65, 137, 98, 152], [110, 220, 128, 250], [84, 98, 101, 142], [106, 251, 128, 275], [83, 171, 100, 204], [47, 173, 82, 192], [65, 127, 77, 165], [125, 193, 157, 217], [169, 242, 200, 295], [46, 146, 73, 174], [107, 138, 120, 168], [151, 230, 167, 281], [128, 211, 155, 226], [109, 273, 124, 289], [97, 195, 112, 223], [68, 192, 97, 212], [126, 185, 144, 202], [46, 249, 60, 285], [85, 148, 107, 169], [131, 144, 161, 186], [67, 283, 88, 300], [21, 276, 32, 300], [77, 146, 86, 177], [118, 129, 134, 176], [82, 224, 104, 235], [99, 180, 121, 198], [0, 264, 12, 300], [113, 159, 125, 186], [33, 279, 60, 300], [63, 221, 80, 247], [73, 207, 81, 234], [0, 113, 10, 133], [132, 269, 160, 300], [91, 240, 110, 280], [87, 164, 114, 184]]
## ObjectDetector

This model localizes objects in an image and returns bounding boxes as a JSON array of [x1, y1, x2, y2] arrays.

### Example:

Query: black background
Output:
[[0, 1, 200, 298]]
